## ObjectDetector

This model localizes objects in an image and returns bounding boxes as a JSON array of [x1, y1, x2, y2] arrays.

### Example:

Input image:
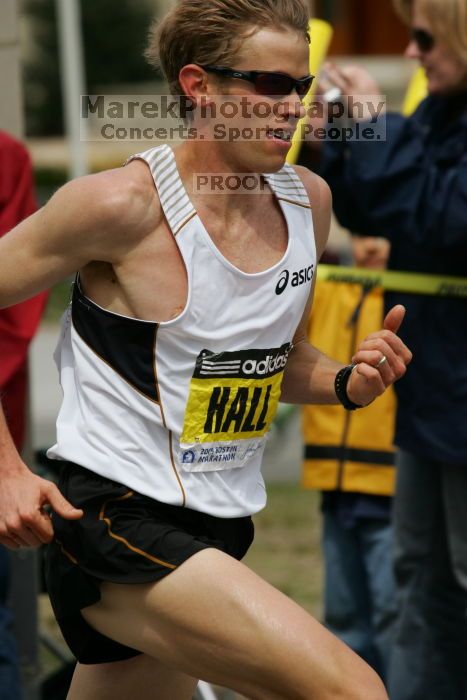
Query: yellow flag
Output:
[[287, 19, 334, 165], [402, 67, 428, 116]]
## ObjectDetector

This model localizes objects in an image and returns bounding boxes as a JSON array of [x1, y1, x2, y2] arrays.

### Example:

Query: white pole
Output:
[[56, 0, 88, 179]]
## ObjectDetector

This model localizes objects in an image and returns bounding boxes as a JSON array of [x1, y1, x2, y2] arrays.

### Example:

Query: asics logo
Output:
[[275, 270, 290, 295], [275, 265, 314, 295]]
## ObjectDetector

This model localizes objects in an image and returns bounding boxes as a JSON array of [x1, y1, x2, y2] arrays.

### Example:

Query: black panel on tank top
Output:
[[71, 280, 159, 403]]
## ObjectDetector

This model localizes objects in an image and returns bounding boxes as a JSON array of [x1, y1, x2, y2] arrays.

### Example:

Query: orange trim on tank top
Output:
[[276, 197, 311, 209], [173, 211, 197, 237], [152, 327, 187, 507]]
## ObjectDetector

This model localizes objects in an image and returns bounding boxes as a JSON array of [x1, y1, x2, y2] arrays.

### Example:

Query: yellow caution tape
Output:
[[318, 264, 467, 298]]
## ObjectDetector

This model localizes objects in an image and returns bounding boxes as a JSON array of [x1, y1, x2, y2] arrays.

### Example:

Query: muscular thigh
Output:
[[81, 548, 378, 700]]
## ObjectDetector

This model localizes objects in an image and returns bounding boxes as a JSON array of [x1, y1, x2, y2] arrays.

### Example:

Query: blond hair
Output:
[[394, 0, 467, 66], [146, 0, 310, 95]]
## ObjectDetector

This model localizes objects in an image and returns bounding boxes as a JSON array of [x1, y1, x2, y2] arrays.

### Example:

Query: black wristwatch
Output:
[[334, 364, 362, 411]]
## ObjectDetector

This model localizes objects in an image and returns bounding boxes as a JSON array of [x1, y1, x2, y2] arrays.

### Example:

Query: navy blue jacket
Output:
[[311, 93, 467, 463]]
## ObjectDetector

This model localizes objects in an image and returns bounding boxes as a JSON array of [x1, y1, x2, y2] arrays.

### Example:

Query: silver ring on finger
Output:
[[376, 354, 387, 369]]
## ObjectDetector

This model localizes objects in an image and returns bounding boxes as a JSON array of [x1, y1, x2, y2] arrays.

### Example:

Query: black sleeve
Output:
[[319, 110, 467, 251]]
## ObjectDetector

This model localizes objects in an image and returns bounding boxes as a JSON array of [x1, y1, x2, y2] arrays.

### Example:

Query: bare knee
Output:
[[248, 668, 387, 700], [240, 647, 388, 700], [323, 664, 388, 700], [296, 649, 388, 700], [352, 673, 388, 700]]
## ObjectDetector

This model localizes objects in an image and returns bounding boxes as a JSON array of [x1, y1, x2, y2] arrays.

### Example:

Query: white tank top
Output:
[[48, 145, 316, 517]]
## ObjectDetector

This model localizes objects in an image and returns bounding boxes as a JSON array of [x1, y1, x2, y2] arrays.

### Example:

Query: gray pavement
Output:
[[29, 323, 303, 482]]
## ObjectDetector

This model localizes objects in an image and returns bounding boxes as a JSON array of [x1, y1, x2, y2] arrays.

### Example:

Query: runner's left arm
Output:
[[280, 167, 412, 406]]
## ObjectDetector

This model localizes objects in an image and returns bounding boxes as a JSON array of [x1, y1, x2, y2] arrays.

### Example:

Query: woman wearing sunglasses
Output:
[[301, 2, 467, 699]]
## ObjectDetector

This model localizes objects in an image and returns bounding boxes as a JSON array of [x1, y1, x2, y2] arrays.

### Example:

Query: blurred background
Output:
[[0, 2, 419, 696], [3, 0, 414, 199], [1, 0, 418, 603], [0, 0, 416, 448]]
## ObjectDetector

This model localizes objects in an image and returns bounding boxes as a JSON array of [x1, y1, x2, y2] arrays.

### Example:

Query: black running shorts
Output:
[[45, 462, 255, 664]]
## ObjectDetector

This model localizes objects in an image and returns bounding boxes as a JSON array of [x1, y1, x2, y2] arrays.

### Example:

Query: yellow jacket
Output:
[[302, 279, 396, 496]]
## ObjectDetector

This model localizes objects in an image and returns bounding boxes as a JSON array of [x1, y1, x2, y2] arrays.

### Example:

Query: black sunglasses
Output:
[[199, 65, 315, 98], [411, 28, 435, 53]]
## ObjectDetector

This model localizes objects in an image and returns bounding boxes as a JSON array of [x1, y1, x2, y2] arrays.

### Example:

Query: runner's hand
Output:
[[347, 304, 412, 406], [0, 463, 83, 549]]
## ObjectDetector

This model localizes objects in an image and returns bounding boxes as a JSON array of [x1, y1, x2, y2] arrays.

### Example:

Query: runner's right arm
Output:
[[0, 167, 153, 309], [0, 164, 157, 548], [0, 404, 84, 548]]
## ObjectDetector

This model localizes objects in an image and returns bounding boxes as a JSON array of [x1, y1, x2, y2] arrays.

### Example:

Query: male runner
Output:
[[0, 2, 410, 698]]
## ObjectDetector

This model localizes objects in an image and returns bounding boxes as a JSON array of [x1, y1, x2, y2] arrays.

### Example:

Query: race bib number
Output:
[[179, 343, 292, 471]]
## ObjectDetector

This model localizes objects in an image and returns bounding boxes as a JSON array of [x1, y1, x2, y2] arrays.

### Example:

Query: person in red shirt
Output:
[[0, 131, 47, 700]]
